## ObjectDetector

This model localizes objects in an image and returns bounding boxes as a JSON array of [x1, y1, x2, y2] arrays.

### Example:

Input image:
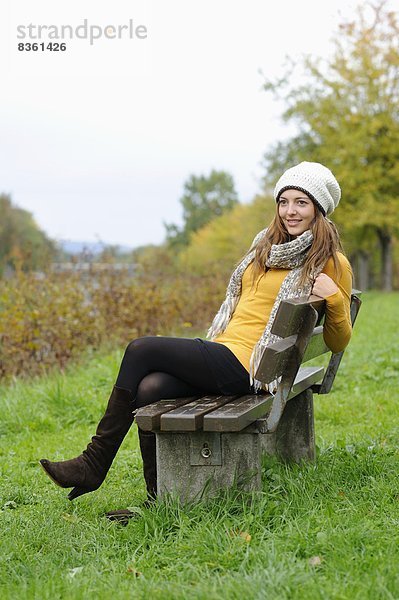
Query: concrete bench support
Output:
[[156, 431, 261, 502], [276, 388, 315, 462], [260, 389, 315, 462]]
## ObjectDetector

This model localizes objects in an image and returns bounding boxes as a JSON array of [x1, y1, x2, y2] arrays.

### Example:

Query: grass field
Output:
[[1, 292, 399, 599]]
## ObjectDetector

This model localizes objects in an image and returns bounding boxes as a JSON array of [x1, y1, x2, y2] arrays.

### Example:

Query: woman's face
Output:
[[278, 189, 316, 237]]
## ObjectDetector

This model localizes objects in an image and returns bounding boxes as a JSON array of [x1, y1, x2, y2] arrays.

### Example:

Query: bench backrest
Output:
[[255, 291, 361, 431]]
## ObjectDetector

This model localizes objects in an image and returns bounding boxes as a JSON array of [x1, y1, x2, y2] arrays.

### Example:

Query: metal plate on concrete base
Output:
[[190, 432, 222, 466]]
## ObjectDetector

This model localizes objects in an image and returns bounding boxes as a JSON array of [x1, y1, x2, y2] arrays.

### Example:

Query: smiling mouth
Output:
[[286, 220, 302, 225]]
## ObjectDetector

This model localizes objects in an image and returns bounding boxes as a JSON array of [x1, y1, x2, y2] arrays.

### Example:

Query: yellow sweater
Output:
[[214, 253, 353, 372]]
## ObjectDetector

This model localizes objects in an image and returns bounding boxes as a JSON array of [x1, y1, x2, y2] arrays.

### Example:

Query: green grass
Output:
[[0, 292, 398, 599]]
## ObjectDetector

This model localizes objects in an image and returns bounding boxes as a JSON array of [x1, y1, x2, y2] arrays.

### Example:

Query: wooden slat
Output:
[[315, 293, 362, 394], [135, 397, 198, 431], [257, 301, 320, 386], [204, 366, 325, 433], [301, 326, 330, 362], [160, 395, 237, 432], [203, 394, 274, 432], [271, 297, 325, 338], [288, 365, 324, 399], [243, 366, 325, 433], [254, 334, 297, 383], [270, 299, 307, 337]]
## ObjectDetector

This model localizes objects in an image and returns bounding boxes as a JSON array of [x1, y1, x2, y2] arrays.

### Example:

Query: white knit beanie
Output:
[[274, 161, 341, 216]]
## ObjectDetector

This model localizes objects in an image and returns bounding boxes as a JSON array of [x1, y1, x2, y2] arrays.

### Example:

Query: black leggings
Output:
[[115, 336, 252, 409]]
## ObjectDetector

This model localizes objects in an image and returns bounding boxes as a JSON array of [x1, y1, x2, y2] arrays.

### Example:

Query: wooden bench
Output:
[[136, 292, 362, 502]]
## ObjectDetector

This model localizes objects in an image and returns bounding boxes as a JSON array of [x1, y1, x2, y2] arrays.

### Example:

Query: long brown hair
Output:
[[250, 204, 343, 287]]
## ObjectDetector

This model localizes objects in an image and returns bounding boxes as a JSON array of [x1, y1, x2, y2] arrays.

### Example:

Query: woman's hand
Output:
[[312, 273, 338, 298]]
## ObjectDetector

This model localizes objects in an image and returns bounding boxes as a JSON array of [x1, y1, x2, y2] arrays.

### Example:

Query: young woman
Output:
[[40, 161, 352, 519]]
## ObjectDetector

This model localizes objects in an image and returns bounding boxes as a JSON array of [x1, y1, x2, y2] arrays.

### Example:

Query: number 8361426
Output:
[[18, 42, 66, 51]]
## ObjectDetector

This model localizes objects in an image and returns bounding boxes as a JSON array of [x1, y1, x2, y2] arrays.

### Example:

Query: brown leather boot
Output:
[[138, 428, 157, 500], [40, 386, 135, 500]]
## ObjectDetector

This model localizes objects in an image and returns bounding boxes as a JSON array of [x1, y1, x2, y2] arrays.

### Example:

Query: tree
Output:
[[165, 170, 239, 249], [0, 194, 56, 275], [262, 1, 399, 290], [177, 195, 276, 276]]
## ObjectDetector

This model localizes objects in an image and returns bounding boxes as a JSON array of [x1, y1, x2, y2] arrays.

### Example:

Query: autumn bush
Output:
[[0, 269, 226, 380]]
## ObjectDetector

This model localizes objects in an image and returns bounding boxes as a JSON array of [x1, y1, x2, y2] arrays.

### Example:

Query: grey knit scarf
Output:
[[207, 229, 318, 392]]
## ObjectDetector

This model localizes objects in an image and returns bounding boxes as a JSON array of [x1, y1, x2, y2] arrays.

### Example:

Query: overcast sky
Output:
[[1, 0, 389, 248]]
